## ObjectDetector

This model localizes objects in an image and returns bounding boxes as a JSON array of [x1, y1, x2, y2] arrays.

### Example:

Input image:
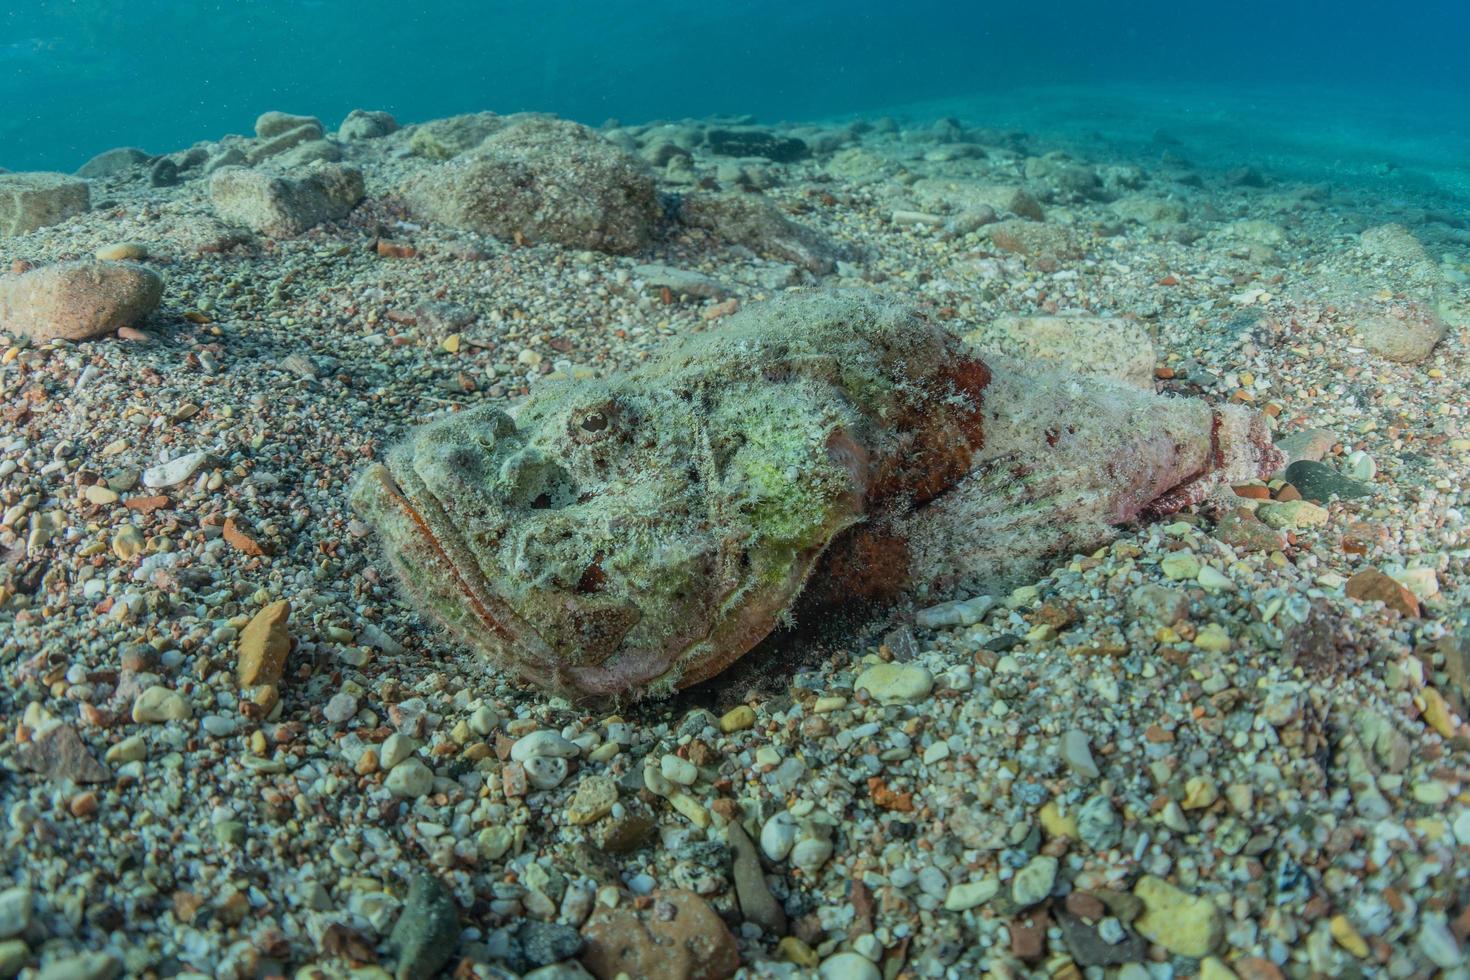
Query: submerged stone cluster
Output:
[[354, 292, 1282, 702]]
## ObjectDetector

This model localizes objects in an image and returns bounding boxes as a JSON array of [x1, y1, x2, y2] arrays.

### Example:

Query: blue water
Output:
[[4, 0, 1470, 197]]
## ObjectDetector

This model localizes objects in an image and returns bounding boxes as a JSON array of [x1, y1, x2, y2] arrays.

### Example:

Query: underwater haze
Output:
[[5, 0, 1470, 198]]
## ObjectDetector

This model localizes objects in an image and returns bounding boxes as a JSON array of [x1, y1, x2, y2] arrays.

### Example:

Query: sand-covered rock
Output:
[[403, 117, 660, 254], [676, 191, 838, 272], [0, 172, 90, 236], [980, 218, 1081, 262], [965, 314, 1157, 387], [247, 123, 328, 165], [209, 163, 364, 237], [580, 889, 738, 980], [0, 260, 163, 341], [255, 111, 323, 139], [339, 108, 398, 140], [406, 112, 503, 159], [1352, 303, 1448, 363], [76, 147, 150, 178]]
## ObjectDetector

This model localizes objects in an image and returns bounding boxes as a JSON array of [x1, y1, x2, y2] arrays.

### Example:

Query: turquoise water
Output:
[[4, 0, 1470, 200]]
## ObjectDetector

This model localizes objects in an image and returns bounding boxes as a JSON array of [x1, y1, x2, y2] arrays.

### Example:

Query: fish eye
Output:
[[569, 400, 621, 445]]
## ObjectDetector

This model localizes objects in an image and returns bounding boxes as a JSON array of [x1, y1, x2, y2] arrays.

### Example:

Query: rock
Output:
[[677, 191, 838, 273], [727, 819, 786, 935], [525, 755, 570, 790], [403, 117, 659, 254], [1281, 460, 1370, 502], [1274, 429, 1336, 466], [94, 242, 147, 261], [912, 179, 1044, 221], [237, 599, 291, 687], [390, 874, 460, 980], [1077, 794, 1122, 851], [324, 692, 358, 724], [980, 219, 1080, 261], [1132, 875, 1223, 957], [76, 147, 150, 178], [208, 163, 364, 237], [16, 724, 110, 783], [817, 952, 881, 980], [386, 758, 434, 797], [915, 594, 995, 629], [149, 158, 179, 187], [339, 109, 399, 140], [631, 264, 732, 300], [760, 811, 798, 861], [511, 730, 580, 762], [0, 172, 90, 236], [142, 451, 209, 489], [1418, 913, 1464, 969], [1257, 499, 1329, 529], [1057, 911, 1148, 967], [1012, 855, 1058, 908], [523, 965, 595, 980], [565, 775, 618, 825], [1354, 307, 1447, 363], [512, 920, 585, 972], [0, 887, 31, 940], [1345, 568, 1420, 618], [1111, 195, 1188, 226], [131, 686, 192, 723], [205, 147, 248, 174], [0, 260, 162, 342], [0, 939, 28, 978], [944, 877, 1000, 911], [34, 952, 121, 980], [408, 112, 503, 159], [706, 129, 809, 162], [1060, 729, 1100, 780], [1128, 584, 1188, 624], [580, 889, 739, 980], [854, 662, 934, 705], [255, 111, 323, 139], [718, 705, 756, 733], [965, 315, 1157, 388], [274, 139, 343, 168]]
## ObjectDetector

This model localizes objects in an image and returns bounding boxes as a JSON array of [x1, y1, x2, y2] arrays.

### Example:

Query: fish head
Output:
[[352, 356, 872, 703]]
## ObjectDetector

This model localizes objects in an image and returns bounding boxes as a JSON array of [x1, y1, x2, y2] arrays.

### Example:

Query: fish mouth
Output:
[[353, 461, 681, 701], [352, 462, 562, 681]]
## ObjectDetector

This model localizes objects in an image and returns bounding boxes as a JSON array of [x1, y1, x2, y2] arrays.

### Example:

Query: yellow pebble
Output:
[[1331, 914, 1368, 958], [441, 333, 461, 354], [776, 936, 819, 968], [1182, 776, 1219, 810], [719, 705, 756, 733], [1420, 688, 1457, 738], [1039, 800, 1078, 840]]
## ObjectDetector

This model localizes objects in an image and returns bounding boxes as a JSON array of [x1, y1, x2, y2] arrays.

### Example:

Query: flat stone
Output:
[[142, 451, 209, 489], [255, 110, 323, 139], [565, 775, 618, 826], [0, 172, 89, 236], [944, 877, 1000, 911], [727, 819, 786, 935], [34, 952, 121, 980], [631, 264, 732, 300], [1057, 910, 1148, 967], [915, 594, 995, 629], [1346, 568, 1420, 618], [1355, 307, 1447, 363], [1282, 460, 1370, 503], [854, 662, 934, 705], [0, 260, 163, 341], [707, 129, 809, 162], [1132, 875, 1223, 958], [209, 163, 364, 237], [237, 599, 291, 687], [511, 730, 580, 762], [389, 874, 460, 980], [580, 888, 739, 980], [17, 724, 111, 783]]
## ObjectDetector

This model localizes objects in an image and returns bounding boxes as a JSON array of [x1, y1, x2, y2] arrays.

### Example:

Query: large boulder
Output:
[[208, 163, 364, 237], [403, 117, 661, 254], [0, 260, 163, 341], [76, 147, 150, 178], [0, 172, 90, 236], [676, 191, 838, 273]]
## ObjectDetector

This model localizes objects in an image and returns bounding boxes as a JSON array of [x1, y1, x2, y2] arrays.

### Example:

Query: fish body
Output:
[[353, 293, 1281, 702]]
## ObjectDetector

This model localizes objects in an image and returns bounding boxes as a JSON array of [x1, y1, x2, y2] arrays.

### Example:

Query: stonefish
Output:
[[353, 293, 1282, 702]]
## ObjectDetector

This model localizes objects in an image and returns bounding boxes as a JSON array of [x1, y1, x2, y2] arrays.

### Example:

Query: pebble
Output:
[[853, 662, 934, 705], [142, 451, 209, 489], [818, 952, 882, 980], [718, 705, 756, 732], [380, 733, 417, 770], [1012, 855, 1058, 907], [0, 940, 28, 978], [390, 874, 460, 980], [0, 887, 31, 940], [1417, 914, 1464, 968], [659, 753, 698, 786], [1281, 460, 1371, 502], [524, 755, 570, 790], [1258, 499, 1329, 529], [1133, 874, 1224, 957], [761, 811, 799, 861], [34, 952, 121, 980], [385, 758, 434, 798], [944, 877, 999, 911], [727, 819, 787, 935], [510, 730, 580, 762], [111, 524, 143, 560], [565, 775, 617, 825], [131, 686, 191, 723], [1160, 552, 1201, 580], [236, 599, 292, 687], [790, 835, 834, 871], [1061, 728, 1100, 780], [323, 692, 358, 724], [914, 594, 995, 628], [94, 242, 147, 261]]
